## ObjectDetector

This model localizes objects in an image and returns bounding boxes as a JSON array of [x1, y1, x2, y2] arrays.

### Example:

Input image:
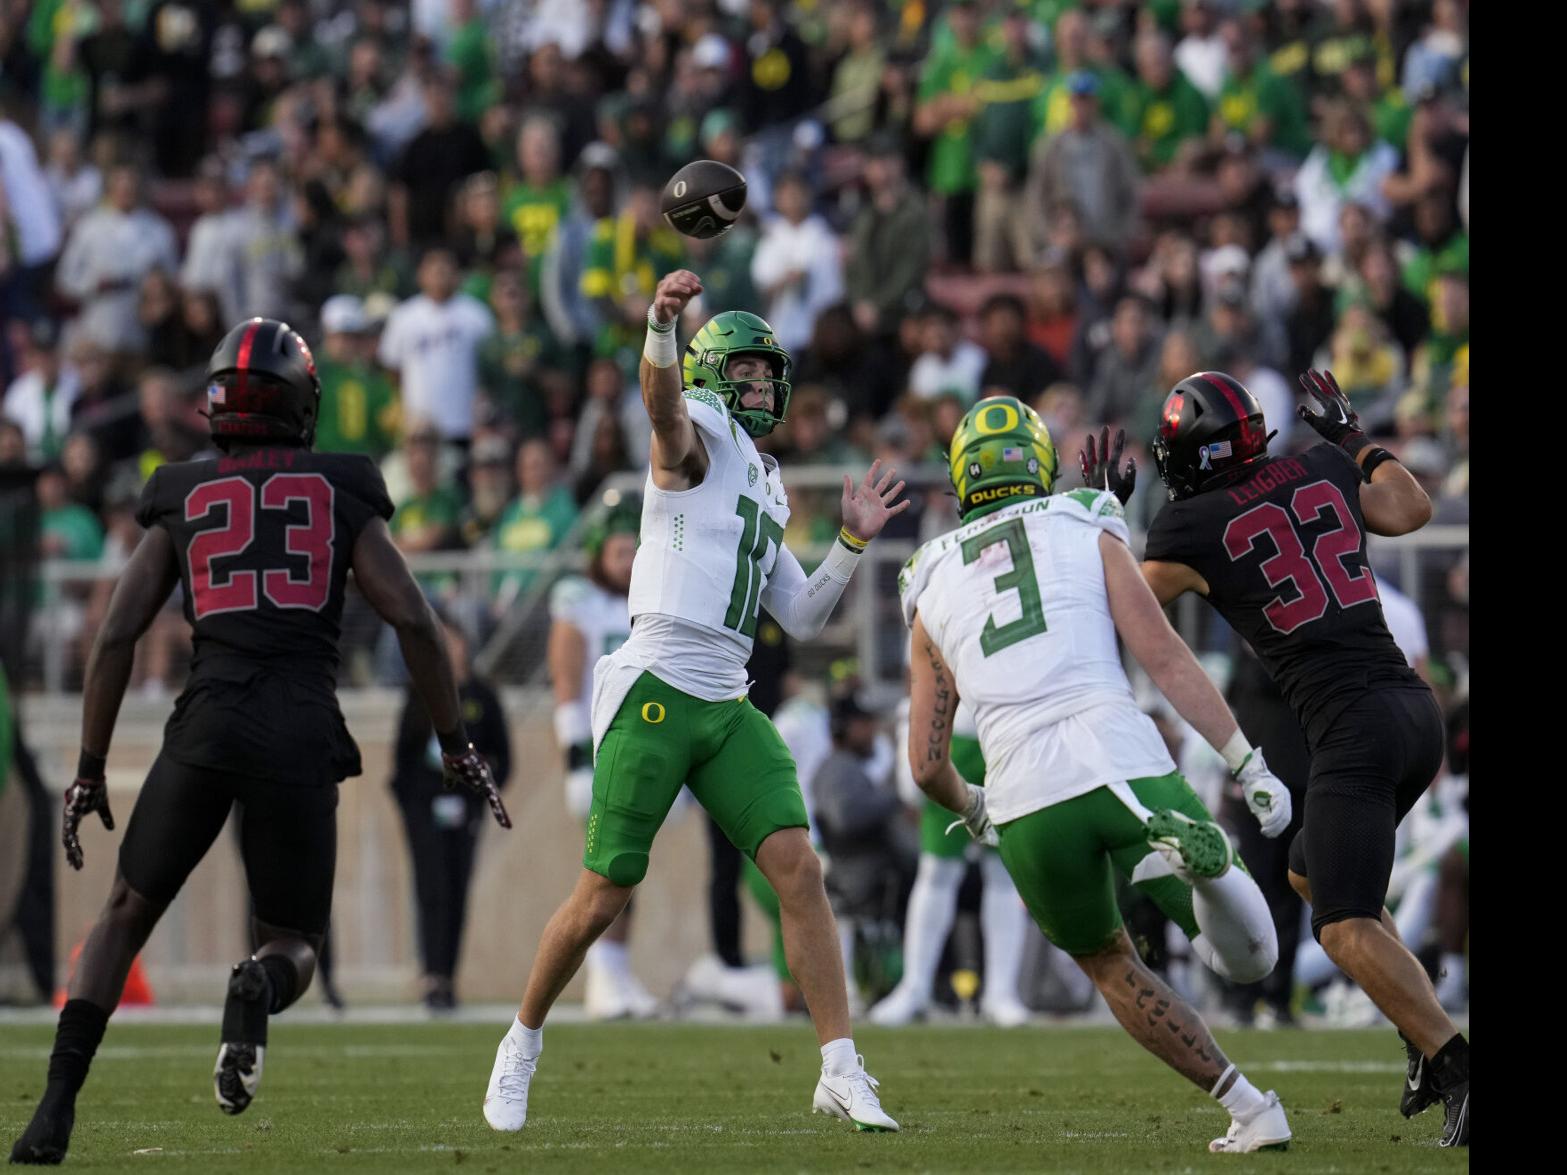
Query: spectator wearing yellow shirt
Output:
[[314, 295, 400, 460], [579, 182, 684, 366], [502, 117, 572, 297]]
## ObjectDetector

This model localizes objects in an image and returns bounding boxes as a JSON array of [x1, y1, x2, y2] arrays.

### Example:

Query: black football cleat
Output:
[[9, 1096, 74, 1165], [1437, 1078, 1469, 1148], [214, 960, 269, 1115], [1399, 1033, 1440, 1118]]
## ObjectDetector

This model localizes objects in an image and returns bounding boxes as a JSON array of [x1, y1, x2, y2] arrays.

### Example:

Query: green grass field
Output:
[[0, 1022, 1466, 1172]]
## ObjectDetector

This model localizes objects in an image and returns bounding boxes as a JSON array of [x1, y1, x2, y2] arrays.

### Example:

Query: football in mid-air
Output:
[[661, 160, 747, 239]]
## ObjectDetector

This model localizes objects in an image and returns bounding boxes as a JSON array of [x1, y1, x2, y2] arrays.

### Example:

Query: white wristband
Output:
[[644, 307, 677, 368], [1219, 730, 1254, 775]]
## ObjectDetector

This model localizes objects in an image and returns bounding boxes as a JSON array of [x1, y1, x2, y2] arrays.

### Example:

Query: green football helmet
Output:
[[682, 310, 792, 437], [948, 396, 1059, 522]]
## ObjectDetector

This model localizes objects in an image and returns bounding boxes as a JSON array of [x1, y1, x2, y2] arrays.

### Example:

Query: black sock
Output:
[[45, 1000, 110, 1100], [221, 961, 272, 1047], [1430, 1033, 1469, 1089], [258, 954, 301, 1015]]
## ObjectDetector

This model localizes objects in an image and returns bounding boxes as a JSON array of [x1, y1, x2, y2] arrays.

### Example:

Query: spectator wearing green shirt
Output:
[[1123, 30, 1210, 171], [1031, 8, 1131, 142], [36, 463, 102, 563], [478, 269, 571, 440], [914, 0, 995, 266], [492, 438, 578, 610], [1211, 18, 1312, 162], [333, 214, 414, 304], [579, 182, 685, 362], [971, 7, 1046, 274], [1401, 192, 1468, 308], [445, 0, 500, 125], [502, 117, 573, 297], [314, 295, 401, 460], [390, 423, 463, 559], [1341, 45, 1410, 150]]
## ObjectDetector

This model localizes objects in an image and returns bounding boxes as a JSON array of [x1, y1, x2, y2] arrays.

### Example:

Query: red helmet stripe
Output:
[[234, 319, 262, 402], [1198, 371, 1248, 420], [1198, 371, 1264, 455]]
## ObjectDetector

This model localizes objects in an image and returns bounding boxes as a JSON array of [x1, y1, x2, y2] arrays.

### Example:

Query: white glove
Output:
[[944, 782, 1000, 848], [1235, 749, 1292, 839], [564, 767, 595, 820]]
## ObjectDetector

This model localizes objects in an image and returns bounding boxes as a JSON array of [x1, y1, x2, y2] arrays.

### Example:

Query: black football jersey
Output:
[[136, 448, 394, 783], [1144, 443, 1421, 743]]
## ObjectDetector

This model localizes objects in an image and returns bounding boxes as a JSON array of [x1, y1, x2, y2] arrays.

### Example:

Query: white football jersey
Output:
[[900, 490, 1175, 824], [622, 390, 791, 700], [549, 576, 631, 704]]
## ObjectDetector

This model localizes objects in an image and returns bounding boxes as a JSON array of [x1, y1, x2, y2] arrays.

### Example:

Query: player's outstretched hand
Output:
[[841, 459, 910, 542], [1296, 368, 1367, 454], [442, 745, 513, 829], [1079, 426, 1136, 505], [650, 269, 703, 325], [62, 775, 115, 870], [1234, 749, 1292, 839]]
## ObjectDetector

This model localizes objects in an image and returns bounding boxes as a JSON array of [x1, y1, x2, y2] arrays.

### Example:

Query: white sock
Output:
[[1436, 952, 1466, 1002], [1191, 868, 1278, 984], [1215, 1069, 1266, 1119], [979, 853, 1026, 1007], [898, 855, 964, 1000], [508, 1016, 543, 1058], [821, 1037, 857, 1077]]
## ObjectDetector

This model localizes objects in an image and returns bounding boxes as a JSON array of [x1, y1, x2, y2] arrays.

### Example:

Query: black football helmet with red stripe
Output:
[[1151, 371, 1274, 501], [205, 317, 321, 452]]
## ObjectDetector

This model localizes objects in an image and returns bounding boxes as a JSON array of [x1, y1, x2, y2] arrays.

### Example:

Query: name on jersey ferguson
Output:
[[1222, 456, 1309, 506]]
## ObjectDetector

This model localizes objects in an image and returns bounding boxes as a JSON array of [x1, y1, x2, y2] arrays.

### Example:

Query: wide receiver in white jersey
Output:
[[904, 396, 1297, 1154], [546, 493, 661, 1021], [485, 270, 907, 1133]]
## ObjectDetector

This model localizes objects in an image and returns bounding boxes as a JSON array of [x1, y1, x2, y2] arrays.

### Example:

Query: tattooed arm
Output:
[[907, 613, 969, 813]]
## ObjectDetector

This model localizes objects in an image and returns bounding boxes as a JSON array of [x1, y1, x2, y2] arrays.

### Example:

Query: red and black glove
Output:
[[1079, 426, 1137, 505], [441, 744, 512, 829], [1297, 369, 1370, 457], [62, 772, 115, 870]]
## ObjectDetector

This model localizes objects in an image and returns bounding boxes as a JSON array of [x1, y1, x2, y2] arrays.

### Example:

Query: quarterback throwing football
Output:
[[484, 271, 906, 1133]]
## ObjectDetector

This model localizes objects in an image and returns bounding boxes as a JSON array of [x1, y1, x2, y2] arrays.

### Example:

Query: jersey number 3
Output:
[[961, 517, 1047, 657], [1222, 480, 1378, 635], [186, 474, 335, 620]]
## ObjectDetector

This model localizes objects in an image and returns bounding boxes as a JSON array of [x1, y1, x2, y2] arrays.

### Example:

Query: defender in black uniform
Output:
[[1083, 370, 1467, 1148], [11, 319, 511, 1166]]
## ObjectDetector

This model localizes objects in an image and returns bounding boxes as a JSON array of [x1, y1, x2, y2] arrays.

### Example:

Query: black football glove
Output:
[[1297, 368, 1369, 457], [62, 775, 115, 870], [441, 745, 512, 829], [1079, 426, 1137, 505]]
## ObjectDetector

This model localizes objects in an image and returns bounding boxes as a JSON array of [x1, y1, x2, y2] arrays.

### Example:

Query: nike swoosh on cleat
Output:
[[1407, 1057, 1424, 1091]]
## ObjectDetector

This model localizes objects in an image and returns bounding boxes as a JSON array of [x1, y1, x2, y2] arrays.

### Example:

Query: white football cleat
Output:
[[867, 983, 926, 1028], [982, 996, 1031, 1028], [1209, 1090, 1291, 1153], [483, 1033, 537, 1131], [813, 1057, 899, 1132]]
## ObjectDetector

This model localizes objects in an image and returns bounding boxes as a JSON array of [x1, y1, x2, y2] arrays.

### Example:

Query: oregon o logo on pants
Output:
[[641, 702, 666, 725]]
